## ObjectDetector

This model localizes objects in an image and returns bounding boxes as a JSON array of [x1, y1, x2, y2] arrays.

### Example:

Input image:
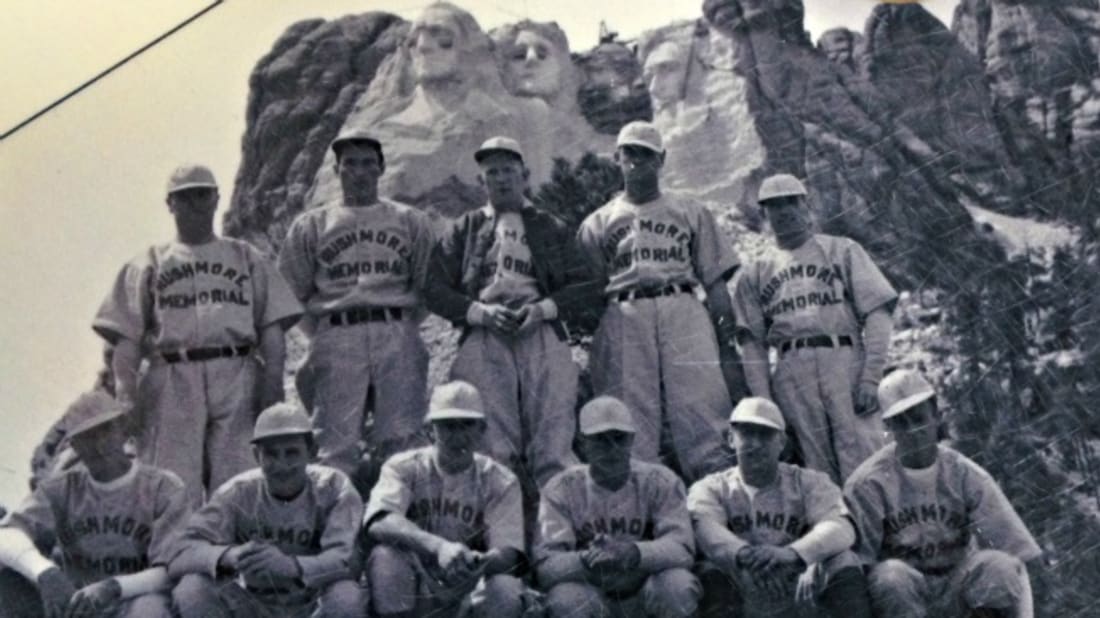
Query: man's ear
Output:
[[522, 166, 531, 182], [251, 445, 262, 465]]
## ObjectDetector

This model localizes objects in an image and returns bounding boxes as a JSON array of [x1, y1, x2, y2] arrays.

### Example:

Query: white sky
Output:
[[0, 0, 957, 506]]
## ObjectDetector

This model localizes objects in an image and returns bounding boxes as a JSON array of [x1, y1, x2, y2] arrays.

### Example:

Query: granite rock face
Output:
[[223, 13, 405, 249], [952, 0, 1100, 222]]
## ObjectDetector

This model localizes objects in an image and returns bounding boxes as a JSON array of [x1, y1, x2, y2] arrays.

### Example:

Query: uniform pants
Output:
[[772, 345, 884, 484], [367, 544, 525, 617], [138, 356, 258, 506], [868, 551, 1032, 618], [591, 294, 732, 482], [545, 568, 700, 618], [0, 568, 171, 618], [300, 318, 429, 478], [172, 573, 363, 618], [698, 552, 871, 618], [450, 323, 579, 489]]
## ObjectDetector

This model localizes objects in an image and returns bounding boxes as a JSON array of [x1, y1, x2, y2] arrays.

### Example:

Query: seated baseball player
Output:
[[845, 369, 1042, 618], [688, 397, 872, 618], [364, 380, 527, 618], [535, 396, 700, 618], [170, 403, 364, 618], [0, 391, 190, 618]]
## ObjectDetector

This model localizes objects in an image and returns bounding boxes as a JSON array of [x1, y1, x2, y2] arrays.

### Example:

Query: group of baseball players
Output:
[[0, 120, 1041, 618]]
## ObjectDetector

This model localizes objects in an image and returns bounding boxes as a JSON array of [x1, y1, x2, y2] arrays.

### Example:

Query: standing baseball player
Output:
[[93, 164, 301, 506], [576, 120, 740, 482], [426, 136, 600, 496], [364, 381, 527, 618], [844, 369, 1042, 618], [731, 173, 897, 483], [170, 403, 364, 618], [688, 397, 872, 618], [278, 129, 435, 488], [0, 391, 190, 618], [535, 396, 701, 618]]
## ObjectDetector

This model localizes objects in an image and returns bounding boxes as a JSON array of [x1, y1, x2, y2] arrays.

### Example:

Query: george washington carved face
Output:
[[407, 6, 465, 84]]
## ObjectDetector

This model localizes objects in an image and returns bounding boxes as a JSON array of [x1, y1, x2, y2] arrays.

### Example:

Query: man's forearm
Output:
[[257, 324, 286, 409], [737, 337, 772, 399], [110, 338, 142, 404], [481, 547, 522, 576], [367, 514, 446, 558], [859, 308, 893, 385]]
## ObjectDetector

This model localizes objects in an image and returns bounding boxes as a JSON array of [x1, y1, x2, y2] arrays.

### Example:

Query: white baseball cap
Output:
[[475, 136, 525, 163], [579, 396, 636, 435], [330, 128, 384, 160], [426, 381, 486, 422], [252, 403, 313, 443], [166, 165, 218, 195], [66, 391, 128, 438], [616, 121, 664, 154], [757, 173, 808, 203], [729, 397, 786, 432], [878, 369, 937, 420]]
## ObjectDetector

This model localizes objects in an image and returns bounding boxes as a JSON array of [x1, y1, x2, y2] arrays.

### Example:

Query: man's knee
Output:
[[118, 593, 172, 618], [868, 560, 927, 618], [643, 568, 701, 618], [546, 582, 603, 618], [173, 574, 226, 618], [473, 574, 524, 618], [317, 579, 365, 618], [960, 550, 1027, 611]]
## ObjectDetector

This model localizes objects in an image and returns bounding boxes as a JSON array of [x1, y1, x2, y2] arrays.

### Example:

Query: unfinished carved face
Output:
[[643, 42, 685, 110], [819, 30, 854, 65], [408, 7, 463, 84], [702, 0, 741, 33], [506, 29, 565, 98]]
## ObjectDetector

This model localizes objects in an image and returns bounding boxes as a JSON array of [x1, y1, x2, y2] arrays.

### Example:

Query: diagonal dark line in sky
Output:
[[1, 0, 224, 142]]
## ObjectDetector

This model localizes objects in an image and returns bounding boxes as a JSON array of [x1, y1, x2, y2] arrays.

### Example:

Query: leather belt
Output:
[[328, 307, 405, 326], [778, 334, 853, 354], [161, 345, 251, 364], [611, 283, 694, 302]]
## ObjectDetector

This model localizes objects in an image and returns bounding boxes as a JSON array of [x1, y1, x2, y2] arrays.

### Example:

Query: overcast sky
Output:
[[0, 0, 957, 505]]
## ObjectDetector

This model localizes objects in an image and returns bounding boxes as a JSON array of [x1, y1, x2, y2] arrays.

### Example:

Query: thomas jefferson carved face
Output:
[[408, 7, 463, 84], [643, 42, 686, 110], [507, 29, 565, 98]]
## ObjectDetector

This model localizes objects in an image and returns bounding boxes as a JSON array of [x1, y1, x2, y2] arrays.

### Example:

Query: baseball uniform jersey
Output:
[[170, 464, 363, 607], [732, 233, 897, 482], [365, 447, 524, 553], [1, 462, 189, 589], [536, 460, 695, 574], [688, 462, 850, 551], [689, 462, 862, 616], [93, 238, 301, 506], [577, 192, 738, 481], [278, 200, 435, 477], [843, 444, 1041, 572]]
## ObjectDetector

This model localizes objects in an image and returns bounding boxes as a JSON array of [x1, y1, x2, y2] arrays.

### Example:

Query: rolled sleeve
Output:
[[636, 474, 694, 572]]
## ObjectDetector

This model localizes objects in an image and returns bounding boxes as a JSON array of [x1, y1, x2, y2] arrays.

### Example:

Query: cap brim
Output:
[[730, 418, 785, 432], [426, 408, 486, 421], [616, 139, 663, 153], [882, 390, 936, 420], [474, 148, 524, 163], [758, 192, 806, 203], [168, 182, 218, 194], [580, 421, 636, 435], [68, 408, 127, 438]]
